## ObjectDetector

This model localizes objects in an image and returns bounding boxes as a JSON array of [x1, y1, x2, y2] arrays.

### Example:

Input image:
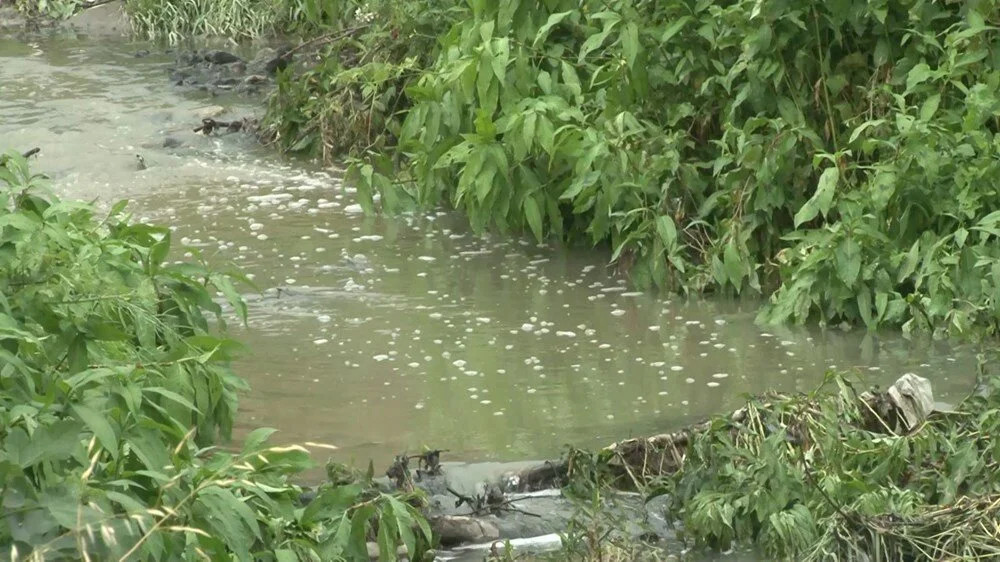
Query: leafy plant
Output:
[[0, 150, 431, 560], [645, 371, 1000, 559], [266, 0, 1000, 336]]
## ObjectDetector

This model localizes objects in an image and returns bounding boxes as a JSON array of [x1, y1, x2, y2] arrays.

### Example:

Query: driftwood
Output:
[[193, 118, 257, 135], [502, 460, 568, 492]]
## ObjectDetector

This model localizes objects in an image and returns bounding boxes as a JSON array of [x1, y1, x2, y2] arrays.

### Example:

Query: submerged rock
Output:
[[249, 46, 293, 75], [204, 50, 242, 65], [162, 136, 183, 149]]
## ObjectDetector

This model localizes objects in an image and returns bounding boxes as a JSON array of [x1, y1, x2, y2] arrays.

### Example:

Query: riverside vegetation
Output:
[[7, 0, 1000, 560], [259, 0, 1000, 337], [0, 151, 431, 561]]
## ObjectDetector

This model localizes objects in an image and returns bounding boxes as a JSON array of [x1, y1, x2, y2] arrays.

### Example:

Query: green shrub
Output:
[[0, 150, 431, 560], [658, 372, 1000, 560], [267, 0, 1000, 336]]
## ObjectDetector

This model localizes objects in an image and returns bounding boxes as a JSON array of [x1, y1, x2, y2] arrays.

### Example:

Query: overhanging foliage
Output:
[[266, 0, 1000, 336]]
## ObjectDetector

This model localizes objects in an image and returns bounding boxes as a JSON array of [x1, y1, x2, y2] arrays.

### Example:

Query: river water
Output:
[[0, 33, 982, 470]]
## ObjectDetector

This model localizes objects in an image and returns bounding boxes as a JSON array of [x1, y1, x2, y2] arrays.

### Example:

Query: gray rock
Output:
[[193, 105, 226, 120], [249, 46, 293, 75], [431, 515, 500, 546], [162, 137, 183, 149], [204, 50, 242, 65]]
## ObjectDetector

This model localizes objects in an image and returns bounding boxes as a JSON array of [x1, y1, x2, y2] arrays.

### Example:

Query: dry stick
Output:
[[284, 24, 370, 57]]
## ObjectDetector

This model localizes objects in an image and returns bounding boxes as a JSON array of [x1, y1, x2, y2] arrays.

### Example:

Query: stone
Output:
[[249, 46, 293, 75], [162, 137, 183, 149], [193, 105, 226, 120], [431, 515, 500, 546], [204, 50, 242, 65]]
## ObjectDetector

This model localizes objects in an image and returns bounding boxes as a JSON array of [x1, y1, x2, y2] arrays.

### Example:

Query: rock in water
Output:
[[431, 516, 500, 546], [249, 46, 293, 75], [204, 50, 242, 65], [193, 105, 226, 120]]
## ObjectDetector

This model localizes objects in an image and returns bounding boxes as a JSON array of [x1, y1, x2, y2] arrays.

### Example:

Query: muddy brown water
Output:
[[0, 34, 983, 473]]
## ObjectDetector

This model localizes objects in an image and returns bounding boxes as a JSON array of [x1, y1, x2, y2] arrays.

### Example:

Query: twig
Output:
[[284, 25, 370, 57]]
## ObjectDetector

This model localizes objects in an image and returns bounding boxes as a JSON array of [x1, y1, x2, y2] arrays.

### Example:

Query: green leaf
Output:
[[521, 112, 536, 153], [905, 63, 933, 93], [660, 16, 690, 43], [857, 289, 874, 329], [475, 162, 497, 202], [377, 513, 394, 562], [213, 273, 248, 325], [72, 404, 118, 458], [197, 486, 259, 561], [897, 240, 921, 282], [149, 232, 170, 272], [561, 60, 582, 99], [19, 420, 82, 467], [242, 427, 278, 453], [302, 484, 363, 526], [579, 22, 617, 63], [144, 386, 200, 415], [534, 11, 573, 47], [920, 93, 941, 121], [388, 496, 417, 557], [523, 196, 544, 242], [275, 550, 298, 562], [656, 216, 677, 247], [723, 242, 744, 290], [835, 237, 861, 286], [875, 291, 889, 321], [536, 116, 555, 156], [794, 167, 839, 227], [621, 22, 639, 68]]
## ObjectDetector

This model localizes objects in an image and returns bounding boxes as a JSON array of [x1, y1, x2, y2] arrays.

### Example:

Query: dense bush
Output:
[[659, 372, 1000, 560], [266, 0, 1000, 336], [0, 151, 430, 560]]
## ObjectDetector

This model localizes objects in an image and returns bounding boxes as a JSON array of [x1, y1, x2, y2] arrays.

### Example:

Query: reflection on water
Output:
[[0, 34, 981, 469]]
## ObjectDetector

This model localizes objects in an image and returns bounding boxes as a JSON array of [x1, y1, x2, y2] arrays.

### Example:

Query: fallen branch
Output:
[[193, 118, 257, 135], [284, 25, 370, 57]]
